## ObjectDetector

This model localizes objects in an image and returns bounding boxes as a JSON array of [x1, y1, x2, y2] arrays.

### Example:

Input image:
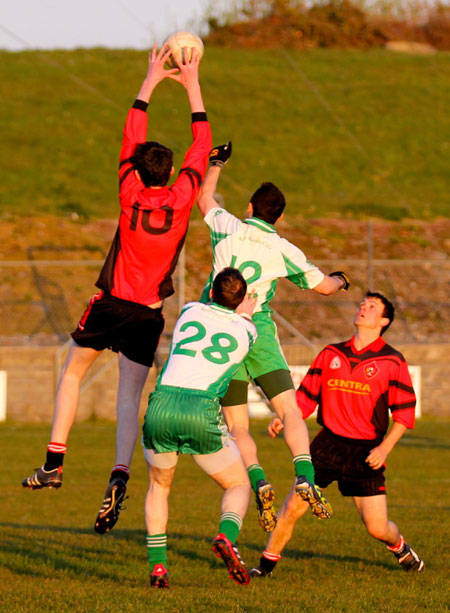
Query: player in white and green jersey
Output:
[[197, 142, 350, 534], [154, 298, 256, 401], [143, 267, 257, 588]]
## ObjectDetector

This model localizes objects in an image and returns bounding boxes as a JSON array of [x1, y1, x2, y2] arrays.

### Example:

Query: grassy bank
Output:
[[1, 47, 449, 220]]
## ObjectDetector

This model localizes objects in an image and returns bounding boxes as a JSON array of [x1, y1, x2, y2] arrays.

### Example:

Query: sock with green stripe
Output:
[[146, 534, 167, 572], [293, 454, 315, 483], [218, 512, 242, 544], [248, 464, 267, 493]]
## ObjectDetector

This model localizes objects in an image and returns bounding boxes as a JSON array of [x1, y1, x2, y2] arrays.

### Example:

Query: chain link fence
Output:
[[0, 252, 448, 346], [0, 248, 448, 420]]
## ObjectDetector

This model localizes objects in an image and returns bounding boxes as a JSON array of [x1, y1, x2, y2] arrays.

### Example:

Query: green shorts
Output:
[[143, 385, 225, 455], [221, 312, 294, 406]]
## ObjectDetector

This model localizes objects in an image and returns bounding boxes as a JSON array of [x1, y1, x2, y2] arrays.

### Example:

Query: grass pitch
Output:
[[1, 418, 450, 612]]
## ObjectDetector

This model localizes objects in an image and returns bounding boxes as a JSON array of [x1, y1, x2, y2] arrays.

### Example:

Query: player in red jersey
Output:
[[22, 44, 212, 534], [250, 291, 425, 576]]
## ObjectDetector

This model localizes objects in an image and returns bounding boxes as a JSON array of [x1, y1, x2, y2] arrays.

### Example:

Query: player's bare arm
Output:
[[197, 142, 232, 217], [136, 43, 178, 103], [365, 422, 407, 469], [197, 166, 222, 216], [168, 47, 205, 112], [313, 270, 350, 295]]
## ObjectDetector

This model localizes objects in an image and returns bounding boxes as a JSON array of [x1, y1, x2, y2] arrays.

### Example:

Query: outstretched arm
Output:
[[168, 47, 205, 113], [197, 142, 232, 217], [313, 271, 350, 295], [197, 166, 222, 217], [119, 44, 177, 187], [136, 44, 178, 103]]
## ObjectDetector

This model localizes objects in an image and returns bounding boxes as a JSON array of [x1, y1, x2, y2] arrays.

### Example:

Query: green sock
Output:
[[146, 534, 167, 570], [219, 512, 242, 544], [248, 464, 266, 492], [293, 454, 315, 482]]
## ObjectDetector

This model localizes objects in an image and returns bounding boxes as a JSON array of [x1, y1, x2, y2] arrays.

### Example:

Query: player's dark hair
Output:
[[132, 141, 173, 187], [212, 267, 247, 310], [365, 291, 395, 335], [250, 182, 286, 225]]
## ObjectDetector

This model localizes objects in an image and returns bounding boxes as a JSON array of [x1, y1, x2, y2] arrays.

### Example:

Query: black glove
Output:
[[329, 271, 350, 291], [209, 141, 232, 167]]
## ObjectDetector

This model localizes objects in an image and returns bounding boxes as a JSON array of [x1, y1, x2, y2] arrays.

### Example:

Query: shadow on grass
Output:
[[0, 535, 132, 582], [0, 521, 143, 580], [279, 547, 394, 570], [0, 522, 216, 577], [242, 538, 394, 570], [0, 521, 394, 579], [0, 521, 96, 537]]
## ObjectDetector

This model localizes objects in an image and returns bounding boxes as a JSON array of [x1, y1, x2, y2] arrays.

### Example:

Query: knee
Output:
[[150, 468, 174, 490], [364, 520, 388, 542], [227, 477, 251, 492], [150, 478, 171, 494], [235, 483, 252, 499]]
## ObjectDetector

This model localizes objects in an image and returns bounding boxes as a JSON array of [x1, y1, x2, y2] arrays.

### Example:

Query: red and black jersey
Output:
[[296, 336, 416, 441], [96, 100, 212, 305]]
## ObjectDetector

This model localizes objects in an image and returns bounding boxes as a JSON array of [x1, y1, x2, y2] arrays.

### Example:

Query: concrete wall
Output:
[[0, 343, 449, 422], [282, 343, 450, 418], [0, 346, 158, 423]]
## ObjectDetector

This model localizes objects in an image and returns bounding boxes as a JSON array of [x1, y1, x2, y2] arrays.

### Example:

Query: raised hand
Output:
[[209, 142, 232, 168], [167, 46, 201, 88], [136, 43, 179, 102], [329, 271, 350, 291], [145, 43, 179, 85], [236, 289, 257, 317]]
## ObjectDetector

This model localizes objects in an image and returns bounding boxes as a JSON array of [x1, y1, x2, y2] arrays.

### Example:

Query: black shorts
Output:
[[71, 291, 164, 367], [221, 369, 293, 406], [311, 428, 386, 497]]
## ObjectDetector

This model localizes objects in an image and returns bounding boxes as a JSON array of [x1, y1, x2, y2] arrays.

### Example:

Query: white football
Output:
[[164, 31, 204, 68]]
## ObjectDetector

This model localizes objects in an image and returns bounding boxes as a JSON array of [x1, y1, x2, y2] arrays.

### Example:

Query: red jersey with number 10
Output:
[[296, 336, 416, 441], [96, 101, 212, 305]]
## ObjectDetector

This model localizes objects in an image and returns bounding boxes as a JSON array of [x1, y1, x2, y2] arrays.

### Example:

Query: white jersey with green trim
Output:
[[202, 207, 325, 313], [158, 301, 257, 398]]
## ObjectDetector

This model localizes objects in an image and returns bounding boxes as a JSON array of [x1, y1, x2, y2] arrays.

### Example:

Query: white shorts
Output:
[[144, 437, 240, 475]]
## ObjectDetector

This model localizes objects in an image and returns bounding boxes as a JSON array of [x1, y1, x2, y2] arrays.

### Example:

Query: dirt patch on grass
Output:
[[1, 214, 448, 343], [2, 214, 448, 263]]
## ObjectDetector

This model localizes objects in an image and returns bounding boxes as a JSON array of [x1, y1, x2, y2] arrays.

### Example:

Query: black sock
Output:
[[44, 451, 64, 471], [111, 469, 129, 483], [259, 555, 279, 573]]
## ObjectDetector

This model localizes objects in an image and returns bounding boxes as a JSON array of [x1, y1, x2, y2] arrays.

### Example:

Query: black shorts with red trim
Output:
[[311, 428, 386, 497], [71, 291, 164, 368]]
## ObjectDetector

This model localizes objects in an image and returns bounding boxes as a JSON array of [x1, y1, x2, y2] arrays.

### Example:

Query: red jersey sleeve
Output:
[[170, 113, 212, 206], [295, 350, 325, 419], [388, 358, 416, 429], [118, 106, 211, 209], [119, 101, 148, 200]]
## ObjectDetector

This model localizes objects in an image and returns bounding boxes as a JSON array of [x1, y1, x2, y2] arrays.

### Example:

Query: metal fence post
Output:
[[178, 247, 186, 314], [367, 220, 374, 290]]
